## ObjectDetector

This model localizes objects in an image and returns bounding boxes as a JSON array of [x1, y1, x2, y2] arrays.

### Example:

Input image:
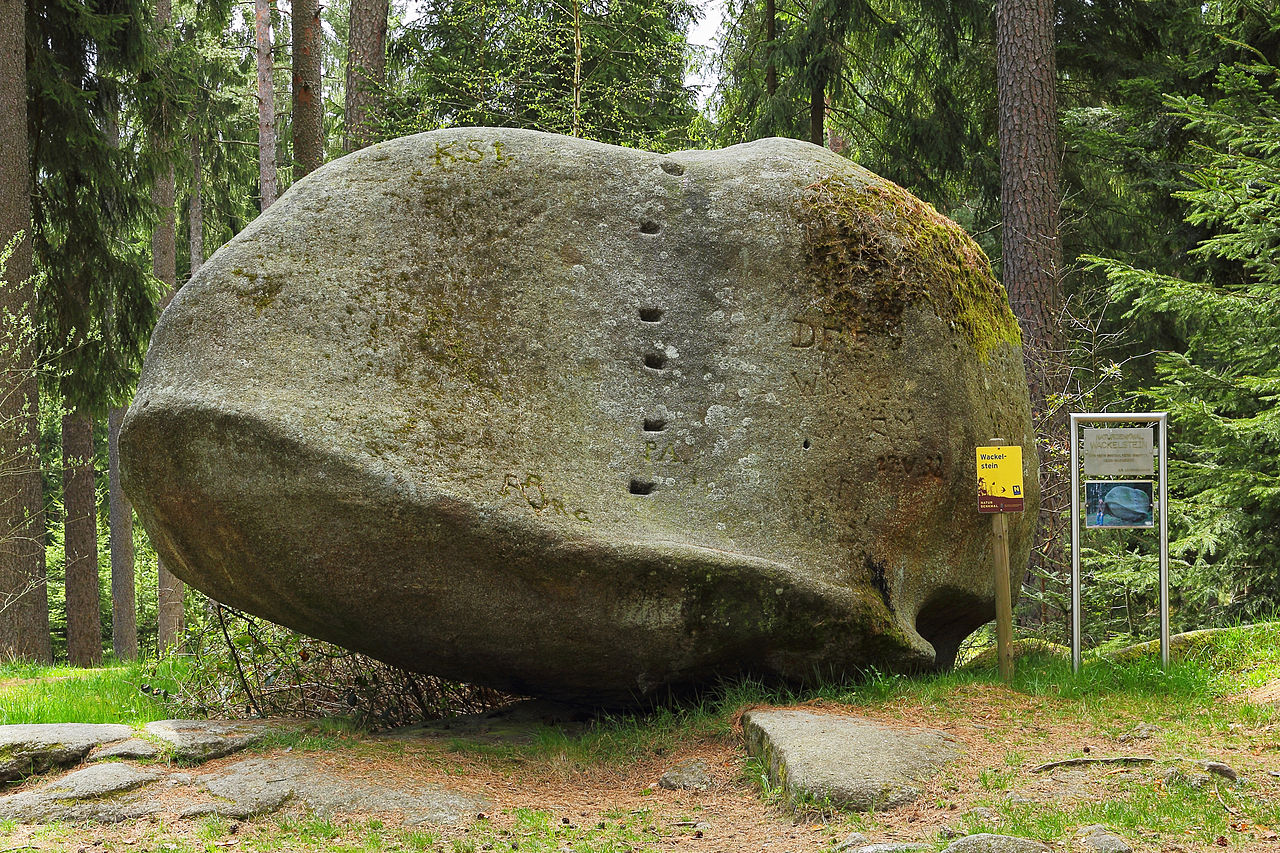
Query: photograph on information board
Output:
[[1085, 480, 1154, 528]]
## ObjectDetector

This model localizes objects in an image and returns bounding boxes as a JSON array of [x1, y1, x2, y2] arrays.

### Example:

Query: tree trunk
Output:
[[344, 0, 388, 153], [809, 79, 824, 146], [996, 0, 1063, 411], [765, 0, 776, 97], [154, 145, 184, 651], [292, 0, 323, 177], [188, 135, 202, 279], [572, 0, 582, 137], [0, 0, 52, 663], [62, 411, 101, 667], [154, 0, 185, 652], [996, 0, 1066, 615], [107, 407, 136, 660], [256, 0, 278, 209]]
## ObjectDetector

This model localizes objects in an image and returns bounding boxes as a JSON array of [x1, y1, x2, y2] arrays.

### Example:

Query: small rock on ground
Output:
[[848, 844, 928, 853], [1077, 825, 1133, 853], [1196, 760, 1237, 781], [0, 723, 133, 782], [834, 833, 870, 851], [658, 759, 712, 791], [943, 834, 1051, 853], [742, 709, 960, 811]]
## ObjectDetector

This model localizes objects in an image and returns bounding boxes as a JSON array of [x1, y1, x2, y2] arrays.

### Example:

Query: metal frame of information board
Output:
[[1069, 412, 1169, 672]]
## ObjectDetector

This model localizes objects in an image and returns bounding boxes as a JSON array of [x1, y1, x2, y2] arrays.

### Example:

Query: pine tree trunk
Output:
[[256, 0, 278, 209], [0, 0, 52, 663], [996, 0, 1063, 411], [809, 80, 824, 146], [997, 0, 1067, 612], [107, 407, 136, 661], [62, 411, 101, 667], [292, 0, 323, 177], [154, 0, 185, 652], [344, 0, 388, 153], [188, 136, 203, 279], [154, 145, 185, 650]]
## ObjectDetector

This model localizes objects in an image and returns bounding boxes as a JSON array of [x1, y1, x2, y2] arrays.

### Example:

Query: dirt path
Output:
[[2, 682, 1277, 852]]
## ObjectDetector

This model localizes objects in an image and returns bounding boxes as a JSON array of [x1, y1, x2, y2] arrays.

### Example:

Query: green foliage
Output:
[[1088, 43, 1280, 619], [168, 2, 264, 273], [381, 0, 700, 151], [713, 0, 1001, 245], [27, 0, 160, 413]]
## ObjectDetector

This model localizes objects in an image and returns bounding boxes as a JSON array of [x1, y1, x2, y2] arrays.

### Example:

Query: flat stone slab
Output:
[[89, 737, 161, 761], [742, 709, 960, 811], [144, 718, 310, 762], [189, 755, 490, 824], [942, 835, 1050, 853], [0, 763, 162, 823], [0, 723, 134, 782]]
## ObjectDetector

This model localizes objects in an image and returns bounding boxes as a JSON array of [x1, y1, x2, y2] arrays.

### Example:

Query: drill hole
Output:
[[629, 479, 655, 495], [638, 307, 664, 323], [639, 220, 661, 234], [803, 439, 811, 450], [644, 352, 667, 370], [643, 418, 667, 432]]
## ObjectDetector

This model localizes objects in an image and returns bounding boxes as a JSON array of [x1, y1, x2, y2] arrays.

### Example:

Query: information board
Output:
[[1082, 427, 1154, 476]]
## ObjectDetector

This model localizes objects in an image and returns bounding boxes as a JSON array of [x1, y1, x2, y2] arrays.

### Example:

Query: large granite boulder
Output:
[[121, 128, 1038, 705]]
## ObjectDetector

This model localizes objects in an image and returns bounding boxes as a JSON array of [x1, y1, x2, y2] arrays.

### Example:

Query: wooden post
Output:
[[990, 437, 1014, 682]]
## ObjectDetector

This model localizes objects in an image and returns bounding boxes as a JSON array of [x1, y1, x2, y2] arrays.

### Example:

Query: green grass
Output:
[[2, 623, 1278, 852], [0, 657, 186, 725]]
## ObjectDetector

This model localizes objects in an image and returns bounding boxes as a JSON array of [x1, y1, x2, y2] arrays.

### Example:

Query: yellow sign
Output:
[[976, 445, 1024, 513]]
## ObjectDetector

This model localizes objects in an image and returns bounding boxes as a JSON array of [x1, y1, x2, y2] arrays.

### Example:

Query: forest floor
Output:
[[2, 631, 1279, 853]]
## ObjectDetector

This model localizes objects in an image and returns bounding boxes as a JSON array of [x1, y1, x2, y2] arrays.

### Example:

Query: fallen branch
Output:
[[1030, 756, 1156, 773], [1214, 785, 1240, 815]]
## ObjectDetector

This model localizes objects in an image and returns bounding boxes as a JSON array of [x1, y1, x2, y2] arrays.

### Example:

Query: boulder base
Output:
[[122, 128, 1038, 705]]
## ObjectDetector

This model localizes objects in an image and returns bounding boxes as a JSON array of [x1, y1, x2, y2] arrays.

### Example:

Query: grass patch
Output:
[[0, 658, 187, 725]]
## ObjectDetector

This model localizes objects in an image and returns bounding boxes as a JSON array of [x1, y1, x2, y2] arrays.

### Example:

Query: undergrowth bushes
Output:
[[150, 602, 511, 729]]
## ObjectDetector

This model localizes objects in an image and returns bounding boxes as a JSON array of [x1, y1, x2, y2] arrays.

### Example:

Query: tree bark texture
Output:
[[292, 0, 323, 176], [996, 0, 1064, 412], [997, 0, 1067, 605], [809, 79, 824, 147], [256, 0, 278, 209], [151, 1, 185, 650], [62, 411, 101, 667], [107, 407, 136, 660], [0, 0, 52, 662], [344, 0, 388, 152], [154, 153, 185, 650], [188, 135, 202, 279]]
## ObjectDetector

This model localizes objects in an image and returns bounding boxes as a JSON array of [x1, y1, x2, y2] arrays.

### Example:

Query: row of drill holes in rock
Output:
[[635, 306, 665, 496], [631, 305, 812, 498]]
